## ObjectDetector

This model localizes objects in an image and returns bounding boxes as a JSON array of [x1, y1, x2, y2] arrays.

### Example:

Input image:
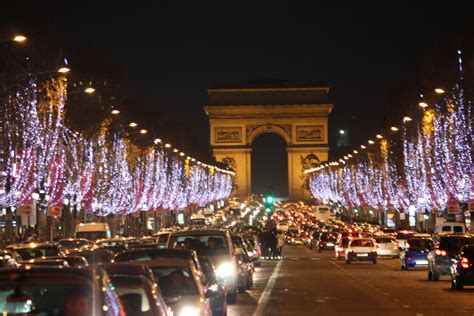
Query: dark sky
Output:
[[2, 1, 473, 194]]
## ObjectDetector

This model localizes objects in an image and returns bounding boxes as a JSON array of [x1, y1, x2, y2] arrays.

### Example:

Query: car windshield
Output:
[[76, 231, 107, 240], [15, 247, 60, 260], [170, 235, 229, 256], [376, 238, 395, 243], [0, 281, 93, 315], [151, 267, 199, 296], [439, 237, 474, 253], [351, 240, 374, 247], [59, 240, 89, 250], [408, 239, 433, 251]]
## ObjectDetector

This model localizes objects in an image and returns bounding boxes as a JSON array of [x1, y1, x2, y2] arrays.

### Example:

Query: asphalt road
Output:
[[229, 245, 474, 316]]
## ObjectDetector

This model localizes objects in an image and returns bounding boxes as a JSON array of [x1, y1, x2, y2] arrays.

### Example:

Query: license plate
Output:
[[416, 260, 428, 265], [326, 243, 334, 246], [357, 253, 368, 257]]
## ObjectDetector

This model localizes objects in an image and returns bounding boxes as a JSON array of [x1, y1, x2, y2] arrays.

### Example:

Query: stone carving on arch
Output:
[[246, 123, 292, 145]]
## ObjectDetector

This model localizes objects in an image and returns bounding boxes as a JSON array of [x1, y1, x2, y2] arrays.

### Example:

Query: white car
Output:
[[345, 238, 378, 264], [374, 236, 399, 258]]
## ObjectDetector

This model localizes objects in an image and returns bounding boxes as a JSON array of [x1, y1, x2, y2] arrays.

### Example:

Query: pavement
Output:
[[229, 245, 474, 316]]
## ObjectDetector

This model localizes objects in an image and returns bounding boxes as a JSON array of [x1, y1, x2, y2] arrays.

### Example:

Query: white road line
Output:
[[330, 261, 342, 269], [253, 260, 283, 316]]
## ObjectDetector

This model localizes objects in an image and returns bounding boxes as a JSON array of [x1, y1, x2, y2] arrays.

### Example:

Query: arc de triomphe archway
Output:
[[204, 84, 333, 201]]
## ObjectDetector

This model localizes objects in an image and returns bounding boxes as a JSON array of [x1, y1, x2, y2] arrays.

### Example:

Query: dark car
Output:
[[314, 232, 337, 252], [100, 263, 158, 285], [109, 274, 170, 315], [0, 267, 125, 315], [6, 242, 63, 260], [0, 250, 20, 269], [401, 238, 434, 270], [199, 257, 227, 316], [46, 255, 89, 267], [95, 239, 128, 254], [18, 258, 70, 268], [451, 244, 474, 290], [69, 249, 114, 264], [58, 238, 93, 251], [428, 234, 474, 281]]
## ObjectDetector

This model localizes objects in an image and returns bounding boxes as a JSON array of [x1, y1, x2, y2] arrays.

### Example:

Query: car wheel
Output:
[[401, 265, 408, 270], [346, 259, 351, 264], [453, 276, 464, 290], [373, 259, 377, 265], [428, 270, 433, 281], [227, 291, 237, 304], [432, 270, 440, 281]]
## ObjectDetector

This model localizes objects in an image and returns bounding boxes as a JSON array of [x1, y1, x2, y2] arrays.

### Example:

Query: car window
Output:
[[453, 226, 463, 233], [408, 239, 433, 251], [170, 235, 229, 256], [441, 226, 452, 232], [16, 247, 60, 260], [151, 267, 199, 296], [351, 240, 374, 247], [376, 238, 394, 243], [158, 234, 169, 243], [396, 233, 414, 239], [440, 237, 474, 252]]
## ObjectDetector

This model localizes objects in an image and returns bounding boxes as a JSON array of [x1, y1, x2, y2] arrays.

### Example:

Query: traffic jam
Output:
[[1, 196, 474, 315]]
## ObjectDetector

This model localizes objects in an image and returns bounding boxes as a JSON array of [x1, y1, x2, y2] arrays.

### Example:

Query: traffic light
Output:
[[264, 194, 274, 214], [424, 210, 430, 220], [266, 196, 273, 204]]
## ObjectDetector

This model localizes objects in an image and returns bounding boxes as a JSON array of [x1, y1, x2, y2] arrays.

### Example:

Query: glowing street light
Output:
[[339, 130, 345, 135], [391, 126, 399, 131], [360, 145, 366, 149], [353, 150, 358, 154], [139, 129, 147, 134], [154, 138, 162, 144], [173, 149, 179, 153], [111, 109, 120, 115], [348, 154, 353, 158], [129, 122, 138, 127], [368, 140, 375, 144], [164, 143, 172, 148], [57, 67, 71, 74], [376, 134, 383, 139], [179, 152, 185, 157], [13, 35, 27, 42], [84, 87, 95, 94], [418, 102, 428, 108], [403, 116, 412, 123], [434, 88, 445, 94]]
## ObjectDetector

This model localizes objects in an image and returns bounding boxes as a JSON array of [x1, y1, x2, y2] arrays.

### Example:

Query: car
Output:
[[0, 267, 125, 315], [130, 257, 213, 316], [114, 248, 205, 286], [100, 262, 158, 285], [68, 249, 114, 264], [313, 232, 337, 252], [345, 238, 377, 264], [6, 242, 63, 260], [428, 234, 474, 281], [167, 229, 238, 304], [400, 238, 434, 270], [199, 257, 228, 316], [374, 236, 399, 258], [95, 238, 129, 254], [451, 244, 474, 290], [58, 238, 93, 252], [109, 274, 171, 315], [335, 237, 351, 260], [231, 234, 254, 290], [75, 222, 111, 240]]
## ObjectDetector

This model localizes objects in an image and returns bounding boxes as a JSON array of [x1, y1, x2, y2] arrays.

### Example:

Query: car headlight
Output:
[[215, 262, 235, 278], [179, 306, 200, 316]]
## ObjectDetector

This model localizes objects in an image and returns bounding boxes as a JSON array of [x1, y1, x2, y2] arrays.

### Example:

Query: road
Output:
[[229, 245, 474, 316]]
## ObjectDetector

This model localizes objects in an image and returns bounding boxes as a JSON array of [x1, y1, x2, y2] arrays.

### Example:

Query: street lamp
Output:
[[129, 122, 138, 127], [13, 35, 27, 42], [139, 129, 147, 134], [434, 88, 445, 94], [154, 138, 162, 144], [164, 143, 172, 148], [376, 134, 383, 139], [418, 102, 428, 108], [339, 130, 345, 135], [368, 140, 375, 144], [360, 145, 366, 149], [403, 116, 412, 123], [84, 87, 95, 94], [111, 109, 120, 115], [57, 67, 71, 74], [391, 126, 399, 131]]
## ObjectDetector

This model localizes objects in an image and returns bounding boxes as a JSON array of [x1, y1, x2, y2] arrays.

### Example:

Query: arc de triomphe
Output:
[[204, 83, 333, 201]]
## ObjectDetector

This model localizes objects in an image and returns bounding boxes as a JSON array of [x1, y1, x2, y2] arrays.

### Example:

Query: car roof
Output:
[[142, 258, 190, 267], [0, 266, 104, 279], [170, 229, 228, 236], [115, 248, 195, 261], [99, 262, 151, 275]]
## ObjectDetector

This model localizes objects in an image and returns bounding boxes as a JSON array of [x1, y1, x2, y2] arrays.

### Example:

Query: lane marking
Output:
[[330, 261, 342, 269], [402, 305, 410, 309], [253, 260, 283, 316]]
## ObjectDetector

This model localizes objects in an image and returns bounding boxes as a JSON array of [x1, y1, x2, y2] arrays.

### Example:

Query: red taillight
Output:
[[434, 249, 447, 256], [461, 257, 470, 269]]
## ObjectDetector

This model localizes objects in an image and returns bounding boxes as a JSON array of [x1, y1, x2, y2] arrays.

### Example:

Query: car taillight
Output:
[[461, 257, 470, 269], [434, 249, 447, 256]]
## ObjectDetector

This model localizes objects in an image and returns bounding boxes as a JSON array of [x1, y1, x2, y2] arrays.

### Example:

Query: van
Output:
[[435, 222, 466, 234], [75, 222, 111, 240]]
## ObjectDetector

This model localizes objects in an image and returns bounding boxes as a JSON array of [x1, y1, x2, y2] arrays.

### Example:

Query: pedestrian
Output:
[[277, 230, 285, 258]]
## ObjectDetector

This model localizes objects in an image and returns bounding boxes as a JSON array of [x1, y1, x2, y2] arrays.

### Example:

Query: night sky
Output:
[[2, 1, 473, 195]]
